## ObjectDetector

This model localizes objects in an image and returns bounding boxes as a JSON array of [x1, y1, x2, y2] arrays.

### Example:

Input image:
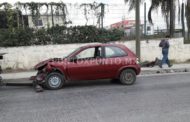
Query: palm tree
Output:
[[124, 0, 177, 37], [148, 0, 176, 37]]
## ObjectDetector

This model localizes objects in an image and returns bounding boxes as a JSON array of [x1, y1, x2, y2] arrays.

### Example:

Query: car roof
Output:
[[81, 43, 127, 49]]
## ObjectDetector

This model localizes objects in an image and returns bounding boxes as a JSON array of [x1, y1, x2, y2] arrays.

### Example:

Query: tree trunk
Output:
[[169, 0, 175, 37], [181, 3, 185, 39], [21, 14, 25, 29], [186, 0, 190, 41], [166, 14, 170, 34], [17, 9, 20, 29], [47, 15, 49, 28], [51, 5, 54, 27]]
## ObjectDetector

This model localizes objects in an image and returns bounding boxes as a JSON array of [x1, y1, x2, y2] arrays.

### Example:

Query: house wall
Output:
[[0, 38, 189, 70], [28, 15, 65, 28]]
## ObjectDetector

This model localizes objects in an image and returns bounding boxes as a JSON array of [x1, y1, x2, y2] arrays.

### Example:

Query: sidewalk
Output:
[[1, 63, 190, 83], [141, 63, 190, 75]]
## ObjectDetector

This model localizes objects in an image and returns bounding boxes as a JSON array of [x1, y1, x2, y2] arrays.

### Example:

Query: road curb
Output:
[[140, 67, 190, 75]]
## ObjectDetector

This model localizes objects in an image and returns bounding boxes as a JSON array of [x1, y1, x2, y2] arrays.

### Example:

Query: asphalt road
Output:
[[1, 73, 190, 122]]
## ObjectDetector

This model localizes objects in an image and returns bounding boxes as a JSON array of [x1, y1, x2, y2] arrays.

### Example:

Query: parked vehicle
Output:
[[30, 44, 141, 90], [0, 53, 6, 85]]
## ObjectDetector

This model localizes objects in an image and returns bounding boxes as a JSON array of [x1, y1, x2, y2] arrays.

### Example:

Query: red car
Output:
[[31, 44, 141, 90]]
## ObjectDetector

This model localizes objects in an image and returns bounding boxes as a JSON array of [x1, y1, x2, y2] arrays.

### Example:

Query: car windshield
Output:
[[64, 47, 81, 58]]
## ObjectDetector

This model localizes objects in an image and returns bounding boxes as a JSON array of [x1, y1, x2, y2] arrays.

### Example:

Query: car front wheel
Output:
[[45, 72, 64, 90], [119, 69, 136, 85]]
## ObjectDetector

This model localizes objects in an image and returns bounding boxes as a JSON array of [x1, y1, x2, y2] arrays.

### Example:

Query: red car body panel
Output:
[[32, 44, 141, 82]]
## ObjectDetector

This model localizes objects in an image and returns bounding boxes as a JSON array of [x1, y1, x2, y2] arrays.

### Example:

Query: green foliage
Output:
[[34, 28, 51, 45], [0, 28, 34, 46], [0, 11, 8, 28], [0, 4, 18, 30], [0, 26, 124, 47]]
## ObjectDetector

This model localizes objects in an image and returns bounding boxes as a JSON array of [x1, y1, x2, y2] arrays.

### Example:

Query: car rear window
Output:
[[105, 46, 127, 58]]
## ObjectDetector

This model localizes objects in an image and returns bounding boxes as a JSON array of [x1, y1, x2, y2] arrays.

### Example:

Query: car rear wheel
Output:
[[45, 72, 64, 90], [119, 69, 136, 85]]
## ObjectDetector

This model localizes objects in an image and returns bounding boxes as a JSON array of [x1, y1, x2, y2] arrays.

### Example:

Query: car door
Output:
[[67, 46, 105, 80], [101, 46, 128, 78]]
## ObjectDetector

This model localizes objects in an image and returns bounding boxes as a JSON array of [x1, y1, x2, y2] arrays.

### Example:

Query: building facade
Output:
[[28, 15, 66, 28], [110, 20, 154, 37]]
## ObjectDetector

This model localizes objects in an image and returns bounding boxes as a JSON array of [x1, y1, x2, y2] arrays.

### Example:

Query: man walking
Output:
[[159, 35, 172, 68]]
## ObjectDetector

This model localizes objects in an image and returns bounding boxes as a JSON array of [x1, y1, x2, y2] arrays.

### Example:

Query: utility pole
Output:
[[100, 3, 104, 29], [169, 0, 174, 37], [136, 0, 141, 61], [144, 2, 147, 37], [181, 3, 185, 39]]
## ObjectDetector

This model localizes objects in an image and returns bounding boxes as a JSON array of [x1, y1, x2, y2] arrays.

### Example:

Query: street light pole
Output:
[[136, 0, 141, 61], [144, 2, 147, 37]]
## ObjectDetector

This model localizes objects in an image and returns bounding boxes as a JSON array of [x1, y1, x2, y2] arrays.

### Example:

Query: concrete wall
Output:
[[116, 38, 190, 62], [0, 38, 189, 70]]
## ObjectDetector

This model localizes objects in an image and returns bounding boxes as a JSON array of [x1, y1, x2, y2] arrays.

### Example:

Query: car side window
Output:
[[105, 46, 127, 58], [76, 48, 95, 59]]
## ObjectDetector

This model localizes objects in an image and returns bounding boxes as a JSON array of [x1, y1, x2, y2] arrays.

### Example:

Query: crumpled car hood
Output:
[[34, 58, 64, 70]]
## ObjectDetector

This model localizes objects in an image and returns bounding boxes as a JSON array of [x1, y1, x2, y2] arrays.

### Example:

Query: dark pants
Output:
[[161, 48, 170, 66]]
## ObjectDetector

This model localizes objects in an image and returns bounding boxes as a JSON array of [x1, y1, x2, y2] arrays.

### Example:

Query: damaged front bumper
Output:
[[0, 66, 3, 85], [30, 72, 47, 85]]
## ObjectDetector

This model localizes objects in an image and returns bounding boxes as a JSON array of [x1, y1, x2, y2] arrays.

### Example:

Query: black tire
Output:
[[44, 72, 65, 90], [119, 69, 136, 85]]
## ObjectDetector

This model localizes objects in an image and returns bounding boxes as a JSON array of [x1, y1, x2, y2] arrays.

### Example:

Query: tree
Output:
[[79, 2, 105, 28], [96, 3, 105, 29], [80, 3, 91, 25], [48, 2, 68, 27], [186, 0, 190, 40], [0, 2, 18, 31], [148, 0, 177, 37], [125, 0, 178, 37], [15, 2, 68, 29]]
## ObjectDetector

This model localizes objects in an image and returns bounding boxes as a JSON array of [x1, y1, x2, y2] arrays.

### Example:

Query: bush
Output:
[[0, 25, 124, 47], [0, 28, 34, 47]]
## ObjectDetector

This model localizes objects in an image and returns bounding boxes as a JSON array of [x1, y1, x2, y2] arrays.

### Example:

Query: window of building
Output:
[[147, 26, 151, 31], [35, 19, 43, 26]]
